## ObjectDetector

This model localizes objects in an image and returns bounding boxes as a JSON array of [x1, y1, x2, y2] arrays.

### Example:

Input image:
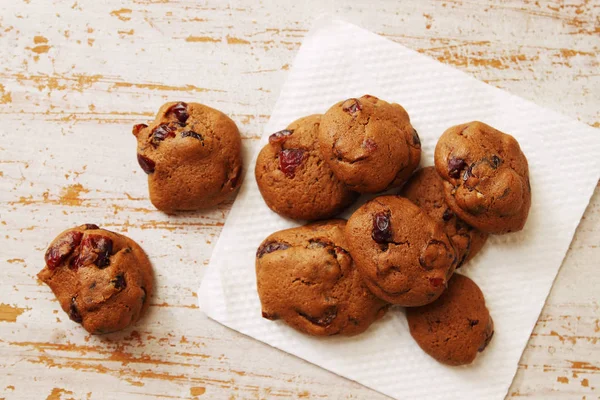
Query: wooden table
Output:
[[1, 1, 598, 399]]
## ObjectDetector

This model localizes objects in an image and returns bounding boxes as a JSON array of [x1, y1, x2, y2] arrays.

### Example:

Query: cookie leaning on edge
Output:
[[255, 114, 358, 220], [318, 95, 421, 193], [401, 167, 488, 267], [345, 196, 457, 306], [38, 224, 153, 334], [434, 121, 531, 234], [133, 101, 243, 214], [407, 274, 494, 366], [255, 219, 388, 336]]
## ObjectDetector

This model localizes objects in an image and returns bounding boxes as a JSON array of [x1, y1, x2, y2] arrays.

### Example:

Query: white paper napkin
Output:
[[198, 17, 600, 399]]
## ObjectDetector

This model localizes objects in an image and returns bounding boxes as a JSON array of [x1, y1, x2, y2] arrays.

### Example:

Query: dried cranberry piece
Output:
[[442, 209, 454, 221], [341, 98, 362, 114], [448, 157, 467, 179], [361, 94, 379, 102], [429, 277, 445, 287], [269, 129, 293, 144], [372, 211, 392, 244], [151, 123, 176, 146], [490, 155, 502, 169], [132, 123, 148, 137], [278, 149, 306, 178], [69, 297, 82, 323], [137, 154, 155, 174], [363, 138, 377, 152], [412, 129, 421, 148], [45, 231, 83, 270], [72, 235, 113, 269], [298, 306, 337, 327], [256, 241, 290, 258], [262, 311, 278, 320], [111, 274, 126, 290], [168, 102, 189, 124], [181, 130, 204, 143], [82, 224, 99, 230], [468, 319, 479, 327]]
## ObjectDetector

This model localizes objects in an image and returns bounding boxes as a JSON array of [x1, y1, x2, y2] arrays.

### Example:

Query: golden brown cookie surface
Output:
[[401, 167, 488, 267], [318, 95, 421, 193], [434, 121, 531, 234], [38, 224, 153, 334], [133, 101, 243, 213], [255, 220, 388, 336], [345, 196, 457, 306], [407, 274, 494, 366], [255, 115, 357, 220]]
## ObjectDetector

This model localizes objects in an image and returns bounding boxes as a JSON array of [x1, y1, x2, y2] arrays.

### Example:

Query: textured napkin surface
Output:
[[199, 18, 600, 399]]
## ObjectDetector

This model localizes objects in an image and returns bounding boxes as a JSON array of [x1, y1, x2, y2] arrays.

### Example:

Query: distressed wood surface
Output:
[[0, 0, 598, 399]]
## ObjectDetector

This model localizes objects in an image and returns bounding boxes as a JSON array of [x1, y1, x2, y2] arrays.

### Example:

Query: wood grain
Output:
[[0, 0, 598, 399]]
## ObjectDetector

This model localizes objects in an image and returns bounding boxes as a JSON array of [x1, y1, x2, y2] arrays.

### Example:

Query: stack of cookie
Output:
[[255, 95, 531, 366]]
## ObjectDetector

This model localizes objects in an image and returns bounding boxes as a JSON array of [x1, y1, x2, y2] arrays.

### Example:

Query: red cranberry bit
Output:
[[181, 130, 203, 143], [82, 224, 99, 230], [363, 138, 378, 152], [72, 235, 113, 269], [372, 211, 392, 244], [69, 297, 83, 323], [111, 273, 126, 290], [412, 128, 421, 148], [151, 123, 176, 146], [268, 129, 293, 144], [341, 98, 362, 115], [468, 319, 479, 327], [168, 102, 189, 124], [298, 306, 337, 327], [490, 155, 502, 169], [448, 157, 467, 179], [429, 277, 445, 287], [262, 311, 278, 320], [442, 208, 454, 221], [278, 149, 306, 178], [132, 123, 148, 137], [361, 94, 379, 102], [137, 153, 156, 174], [45, 231, 83, 270], [256, 241, 290, 258]]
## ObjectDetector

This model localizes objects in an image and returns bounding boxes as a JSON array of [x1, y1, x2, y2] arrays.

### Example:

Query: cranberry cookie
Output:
[[407, 274, 494, 366], [434, 121, 531, 234], [345, 196, 457, 306], [401, 167, 488, 267], [255, 115, 358, 220], [318, 95, 421, 193], [133, 101, 243, 213], [256, 220, 388, 336], [38, 224, 153, 334]]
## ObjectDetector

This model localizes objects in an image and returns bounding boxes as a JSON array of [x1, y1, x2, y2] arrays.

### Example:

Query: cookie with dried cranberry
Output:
[[255, 115, 358, 220], [133, 101, 243, 213], [345, 196, 457, 306], [434, 121, 531, 234], [400, 167, 488, 267], [37, 224, 153, 334], [318, 95, 421, 193], [407, 274, 494, 366], [256, 219, 388, 336]]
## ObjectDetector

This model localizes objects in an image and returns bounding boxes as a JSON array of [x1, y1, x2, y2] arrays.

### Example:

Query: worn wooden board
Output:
[[0, 0, 598, 399]]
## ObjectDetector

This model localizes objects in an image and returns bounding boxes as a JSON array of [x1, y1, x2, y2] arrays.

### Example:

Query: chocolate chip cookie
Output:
[[38, 224, 153, 334], [133, 101, 243, 213], [434, 121, 531, 234], [400, 167, 488, 267], [256, 219, 388, 336], [407, 274, 494, 366], [318, 95, 421, 193], [345, 196, 457, 306], [255, 115, 358, 220]]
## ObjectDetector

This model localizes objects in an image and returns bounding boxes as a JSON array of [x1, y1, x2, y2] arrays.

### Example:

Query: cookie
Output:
[[406, 274, 494, 366], [400, 167, 488, 267], [434, 121, 531, 234], [133, 101, 243, 213], [318, 95, 421, 193], [345, 195, 457, 306], [38, 224, 153, 334], [256, 219, 388, 336], [255, 115, 358, 220]]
